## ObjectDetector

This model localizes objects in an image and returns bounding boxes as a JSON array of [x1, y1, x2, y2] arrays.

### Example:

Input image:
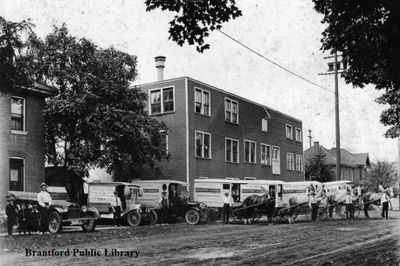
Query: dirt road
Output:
[[1, 210, 399, 265]]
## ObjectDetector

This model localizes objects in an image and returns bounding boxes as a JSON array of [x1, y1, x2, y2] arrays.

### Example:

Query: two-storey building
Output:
[[0, 82, 56, 209], [137, 57, 304, 196]]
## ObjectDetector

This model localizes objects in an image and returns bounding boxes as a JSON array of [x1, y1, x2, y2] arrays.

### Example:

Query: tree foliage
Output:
[[3, 17, 167, 180], [313, 0, 400, 137], [145, 0, 242, 52], [365, 160, 397, 192], [0, 17, 34, 91], [305, 149, 333, 182]]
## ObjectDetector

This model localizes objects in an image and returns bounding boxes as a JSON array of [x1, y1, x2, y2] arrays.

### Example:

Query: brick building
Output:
[[304, 141, 371, 183], [0, 83, 56, 209], [137, 57, 304, 195]]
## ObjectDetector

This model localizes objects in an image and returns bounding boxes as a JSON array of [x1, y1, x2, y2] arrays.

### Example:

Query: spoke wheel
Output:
[[199, 208, 209, 223], [48, 212, 62, 233], [82, 216, 96, 232], [185, 209, 200, 225], [148, 211, 158, 226], [126, 211, 141, 227]]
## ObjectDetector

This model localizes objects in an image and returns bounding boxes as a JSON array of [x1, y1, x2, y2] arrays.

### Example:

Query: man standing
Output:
[[5, 195, 18, 236], [381, 191, 389, 220], [111, 191, 122, 226], [344, 190, 354, 220], [222, 192, 233, 224], [159, 192, 169, 224], [309, 192, 318, 222], [37, 183, 52, 233]]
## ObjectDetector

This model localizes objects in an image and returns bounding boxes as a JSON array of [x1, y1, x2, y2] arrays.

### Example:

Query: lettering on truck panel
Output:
[[283, 189, 307, 194], [143, 189, 159, 193], [242, 189, 264, 194], [195, 188, 221, 193]]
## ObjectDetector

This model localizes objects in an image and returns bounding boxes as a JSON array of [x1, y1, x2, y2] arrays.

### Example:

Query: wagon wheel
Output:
[[353, 206, 361, 218], [185, 209, 200, 225], [48, 211, 62, 233], [148, 211, 158, 226], [318, 209, 329, 221], [199, 208, 209, 223], [335, 204, 347, 218], [82, 215, 96, 232], [126, 210, 141, 226]]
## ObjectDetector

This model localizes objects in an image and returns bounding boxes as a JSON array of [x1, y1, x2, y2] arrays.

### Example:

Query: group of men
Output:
[[6, 182, 52, 236]]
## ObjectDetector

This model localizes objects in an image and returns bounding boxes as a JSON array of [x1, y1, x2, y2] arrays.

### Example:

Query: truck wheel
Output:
[[148, 211, 158, 226], [82, 217, 96, 232], [200, 209, 209, 223], [185, 209, 200, 225], [48, 212, 62, 233], [126, 211, 141, 226]]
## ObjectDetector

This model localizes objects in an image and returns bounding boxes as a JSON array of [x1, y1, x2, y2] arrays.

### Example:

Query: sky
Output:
[[1, 0, 398, 163]]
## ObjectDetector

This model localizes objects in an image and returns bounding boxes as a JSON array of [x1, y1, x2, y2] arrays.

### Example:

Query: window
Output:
[[286, 153, 295, 171], [11, 97, 25, 131], [225, 98, 238, 124], [244, 140, 256, 163], [195, 88, 210, 116], [286, 124, 293, 140], [261, 144, 271, 166], [295, 128, 302, 142], [150, 87, 174, 114], [195, 131, 211, 159], [262, 118, 268, 132], [295, 154, 303, 172], [10, 158, 24, 191], [225, 138, 239, 163]]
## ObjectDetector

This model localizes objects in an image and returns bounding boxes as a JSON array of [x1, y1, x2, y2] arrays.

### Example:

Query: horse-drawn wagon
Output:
[[131, 180, 208, 225]]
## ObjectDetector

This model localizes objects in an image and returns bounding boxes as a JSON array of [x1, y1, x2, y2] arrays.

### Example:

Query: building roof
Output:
[[19, 82, 58, 96], [304, 143, 371, 168], [136, 76, 302, 123]]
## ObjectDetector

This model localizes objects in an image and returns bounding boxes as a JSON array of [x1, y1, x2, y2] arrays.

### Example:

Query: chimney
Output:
[[314, 141, 319, 150], [155, 56, 166, 81]]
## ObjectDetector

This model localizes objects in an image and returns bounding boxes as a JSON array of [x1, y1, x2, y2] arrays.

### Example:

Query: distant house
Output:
[[304, 141, 371, 183], [0, 82, 57, 209]]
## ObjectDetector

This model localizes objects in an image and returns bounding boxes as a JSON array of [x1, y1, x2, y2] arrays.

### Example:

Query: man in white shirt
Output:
[[222, 193, 233, 224], [37, 183, 52, 233], [344, 190, 354, 220], [381, 192, 389, 220], [309, 192, 318, 222], [111, 191, 122, 226]]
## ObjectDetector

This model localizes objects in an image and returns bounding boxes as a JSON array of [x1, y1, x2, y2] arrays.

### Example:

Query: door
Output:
[[9, 158, 24, 191], [272, 146, 280, 175]]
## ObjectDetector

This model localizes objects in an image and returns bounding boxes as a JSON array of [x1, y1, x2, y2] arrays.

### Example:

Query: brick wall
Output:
[[0, 91, 46, 209]]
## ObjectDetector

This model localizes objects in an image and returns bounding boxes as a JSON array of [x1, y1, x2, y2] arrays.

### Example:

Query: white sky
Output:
[[1, 0, 398, 162]]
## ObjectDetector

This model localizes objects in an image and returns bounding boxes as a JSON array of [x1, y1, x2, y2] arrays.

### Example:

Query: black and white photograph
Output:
[[1, 1, 400, 265]]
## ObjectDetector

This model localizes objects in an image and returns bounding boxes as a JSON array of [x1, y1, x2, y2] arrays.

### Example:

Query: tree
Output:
[[0, 16, 33, 92], [365, 160, 397, 193], [305, 149, 333, 182], [145, 0, 242, 52], [7, 19, 167, 180], [313, 0, 400, 138]]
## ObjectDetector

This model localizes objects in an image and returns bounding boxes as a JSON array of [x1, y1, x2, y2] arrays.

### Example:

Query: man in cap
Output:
[[222, 192, 233, 224], [5, 194, 19, 236], [37, 183, 52, 233]]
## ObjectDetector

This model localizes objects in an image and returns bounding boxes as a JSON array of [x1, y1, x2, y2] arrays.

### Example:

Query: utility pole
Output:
[[308, 129, 312, 148], [319, 51, 345, 181]]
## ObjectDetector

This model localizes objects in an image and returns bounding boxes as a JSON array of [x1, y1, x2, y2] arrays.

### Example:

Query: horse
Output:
[[241, 187, 275, 224]]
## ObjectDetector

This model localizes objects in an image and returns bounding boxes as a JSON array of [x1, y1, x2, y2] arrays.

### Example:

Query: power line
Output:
[[216, 29, 364, 117], [217, 29, 334, 94]]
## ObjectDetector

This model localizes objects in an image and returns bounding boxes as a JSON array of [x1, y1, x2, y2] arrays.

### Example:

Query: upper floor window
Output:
[[225, 138, 239, 163], [295, 127, 302, 142], [11, 97, 25, 131], [195, 131, 211, 159], [260, 143, 271, 166], [150, 87, 174, 115], [244, 140, 256, 163], [295, 154, 303, 172], [286, 152, 295, 171], [225, 98, 238, 124], [195, 88, 210, 116], [262, 118, 268, 132], [286, 124, 293, 140]]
